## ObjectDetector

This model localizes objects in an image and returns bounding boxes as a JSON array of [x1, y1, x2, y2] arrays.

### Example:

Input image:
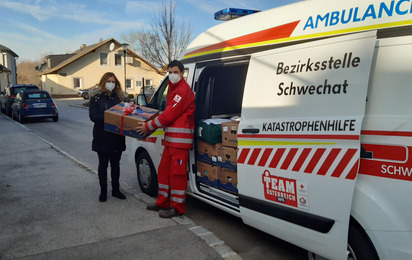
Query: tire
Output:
[[18, 112, 25, 123], [11, 110, 16, 121], [136, 151, 158, 196], [83, 93, 89, 99], [52, 115, 58, 122], [299, 220, 379, 260]]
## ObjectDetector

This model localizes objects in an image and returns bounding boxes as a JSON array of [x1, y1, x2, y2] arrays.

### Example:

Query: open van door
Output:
[[237, 31, 376, 260]]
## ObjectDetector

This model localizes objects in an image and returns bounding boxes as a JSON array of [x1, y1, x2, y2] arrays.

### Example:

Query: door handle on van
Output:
[[242, 128, 260, 134]]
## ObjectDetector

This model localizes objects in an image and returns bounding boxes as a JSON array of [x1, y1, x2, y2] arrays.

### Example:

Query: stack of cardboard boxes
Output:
[[196, 120, 240, 193]]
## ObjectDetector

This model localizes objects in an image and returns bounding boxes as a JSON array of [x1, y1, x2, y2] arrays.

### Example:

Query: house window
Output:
[[115, 54, 122, 66], [73, 78, 82, 89], [100, 52, 109, 66], [145, 79, 153, 86], [136, 80, 142, 87], [126, 79, 133, 89]]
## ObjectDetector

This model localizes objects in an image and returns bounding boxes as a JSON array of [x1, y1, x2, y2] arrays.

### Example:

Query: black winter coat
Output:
[[89, 91, 126, 153]]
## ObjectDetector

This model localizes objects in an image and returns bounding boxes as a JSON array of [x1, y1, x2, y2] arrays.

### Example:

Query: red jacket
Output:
[[145, 78, 195, 149]]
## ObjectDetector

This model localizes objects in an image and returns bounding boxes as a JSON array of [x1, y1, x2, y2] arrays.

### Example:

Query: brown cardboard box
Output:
[[197, 140, 222, 164], [217, 145, 237, 171], [222, 121, 240, 148], [197, 161, 218, 187], [104, 102, 159, 139], [218, 168, 238, 193]]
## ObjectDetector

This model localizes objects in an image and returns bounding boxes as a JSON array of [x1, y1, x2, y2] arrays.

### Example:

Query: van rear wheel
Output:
[[136, 151, 158, 196], [299, 220, 379, 260]]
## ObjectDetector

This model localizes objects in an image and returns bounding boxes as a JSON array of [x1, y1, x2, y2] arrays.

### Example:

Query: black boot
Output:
[[99, 188, 107, 202], [112, 187, 126, 200]]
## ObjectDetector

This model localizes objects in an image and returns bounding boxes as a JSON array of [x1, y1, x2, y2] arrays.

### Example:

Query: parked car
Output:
[[11, 90, 58, 123], [78, 85, 98, 100], [0, 84, 39, 117], [140, 85, 156, 98], [77, 89, 89, 99]]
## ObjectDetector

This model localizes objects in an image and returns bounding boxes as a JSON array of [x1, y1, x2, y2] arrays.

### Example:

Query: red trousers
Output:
[[156, 146, 189, 214]]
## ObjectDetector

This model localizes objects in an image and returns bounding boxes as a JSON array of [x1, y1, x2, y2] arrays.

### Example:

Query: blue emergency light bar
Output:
[[214, 8, 260, 21]]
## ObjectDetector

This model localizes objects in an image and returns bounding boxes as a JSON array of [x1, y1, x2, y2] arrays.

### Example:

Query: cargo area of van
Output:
[[191, 59, 249, 206]]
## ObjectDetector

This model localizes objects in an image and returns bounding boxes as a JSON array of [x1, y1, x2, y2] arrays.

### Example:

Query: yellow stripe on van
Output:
[[238, 140, 336, 146], [183, 19, 412, 60], [151, 130, 165, 136]]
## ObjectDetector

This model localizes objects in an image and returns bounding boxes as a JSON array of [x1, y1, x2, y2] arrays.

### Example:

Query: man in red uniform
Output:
[[136, 60, 195, 218]]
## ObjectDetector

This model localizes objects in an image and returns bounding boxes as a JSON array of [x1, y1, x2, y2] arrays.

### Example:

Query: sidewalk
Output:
[[0, 114, 240, 260]]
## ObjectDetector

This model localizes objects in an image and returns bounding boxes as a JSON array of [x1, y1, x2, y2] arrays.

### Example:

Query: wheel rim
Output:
[[347, 244, 357, 260], [307, 244, 357, 260], [138, 159, 151, 189]]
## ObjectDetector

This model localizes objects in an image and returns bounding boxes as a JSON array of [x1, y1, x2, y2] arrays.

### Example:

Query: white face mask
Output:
[[105, 82, 115, 91], [169, 74, 181, 84]]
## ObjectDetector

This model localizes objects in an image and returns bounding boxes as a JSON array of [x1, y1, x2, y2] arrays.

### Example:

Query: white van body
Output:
[[132, 1, 412, 259]]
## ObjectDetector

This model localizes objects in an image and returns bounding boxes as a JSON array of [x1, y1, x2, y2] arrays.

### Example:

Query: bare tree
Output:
[[120, 31, 142, 53], [17, 59, 42, 87], [17, 51, 54, 88], [123, 0, 193, 69]]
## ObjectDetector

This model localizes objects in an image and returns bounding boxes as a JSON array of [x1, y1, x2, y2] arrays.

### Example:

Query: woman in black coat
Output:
[[89, 72, 126, 202]]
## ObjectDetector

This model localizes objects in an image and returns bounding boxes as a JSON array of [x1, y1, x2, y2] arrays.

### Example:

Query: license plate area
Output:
[[33, 103, 47, 108]]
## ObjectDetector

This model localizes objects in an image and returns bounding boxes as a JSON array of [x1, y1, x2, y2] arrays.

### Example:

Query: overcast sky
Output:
[[0, 0, 301, 61]]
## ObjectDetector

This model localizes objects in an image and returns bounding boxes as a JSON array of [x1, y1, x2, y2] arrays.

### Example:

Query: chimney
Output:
[[99, 38, 103, 42], [81, 44, 86, 50]]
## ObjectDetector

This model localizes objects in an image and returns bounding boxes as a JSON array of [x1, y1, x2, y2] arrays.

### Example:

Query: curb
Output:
[[3, 113, 243, 260]]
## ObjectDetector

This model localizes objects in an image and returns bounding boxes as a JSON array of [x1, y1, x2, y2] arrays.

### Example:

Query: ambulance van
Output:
[[132, 0, 412, 259]]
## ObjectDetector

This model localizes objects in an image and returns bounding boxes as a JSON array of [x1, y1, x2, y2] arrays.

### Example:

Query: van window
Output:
[[194, 60, 249, 121]]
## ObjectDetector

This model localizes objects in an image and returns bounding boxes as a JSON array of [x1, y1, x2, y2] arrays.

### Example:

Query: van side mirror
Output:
[[136, 94, 147, 106]]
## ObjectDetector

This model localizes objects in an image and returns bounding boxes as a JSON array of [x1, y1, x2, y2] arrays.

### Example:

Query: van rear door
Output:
[[237, 31, 376, 260]]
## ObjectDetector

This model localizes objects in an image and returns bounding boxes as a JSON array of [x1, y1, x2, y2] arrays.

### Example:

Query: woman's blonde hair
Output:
[[98, 72, 124, 102]]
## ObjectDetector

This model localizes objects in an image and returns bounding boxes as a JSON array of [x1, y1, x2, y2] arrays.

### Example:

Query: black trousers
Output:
[[97, 151, 122, 189]]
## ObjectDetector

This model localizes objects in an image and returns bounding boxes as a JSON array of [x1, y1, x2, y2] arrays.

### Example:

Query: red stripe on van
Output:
[[293, 148, 311, 172], [238, 148, 251, 164], [346, 160, 359, 180], [304, 149, 326, 173], [317, 149, 341, 176], [362, 143, 407, 162], [361, 130, 412, 137], [281, 148, 298, 170], [248, 148, 262, 165], [331, 149, 358, 178], [185, 20, 300, 56], [237, 134, 359, 140], [258, 148, 273, 167], [143, 137, 157, 143], [269, 148, 286, 168]]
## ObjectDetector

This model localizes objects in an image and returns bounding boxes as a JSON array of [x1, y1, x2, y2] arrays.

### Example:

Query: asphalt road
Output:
[[21, 98, 301, 260]]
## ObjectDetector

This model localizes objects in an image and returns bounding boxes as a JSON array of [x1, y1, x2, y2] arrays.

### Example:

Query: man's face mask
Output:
[[169, 73, 181, 84]]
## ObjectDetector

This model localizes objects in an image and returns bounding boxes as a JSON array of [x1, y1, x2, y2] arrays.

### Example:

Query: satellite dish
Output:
[[109, 43, 115, 51]]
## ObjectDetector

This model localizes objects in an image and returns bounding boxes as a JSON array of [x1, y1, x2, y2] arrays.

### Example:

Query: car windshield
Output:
[[11, 87, 37, 95], [24, 92, 50, 99]]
